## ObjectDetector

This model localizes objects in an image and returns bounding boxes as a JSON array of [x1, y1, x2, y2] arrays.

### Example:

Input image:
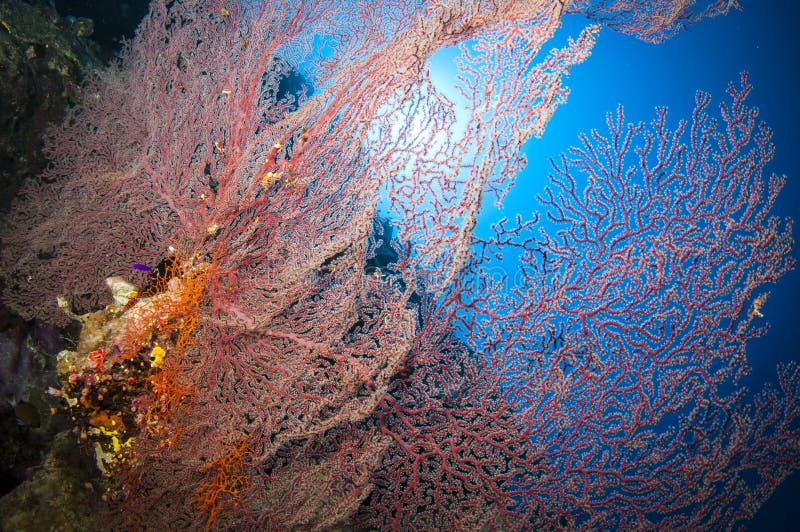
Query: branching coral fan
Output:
[[3, 0, 797, 530]]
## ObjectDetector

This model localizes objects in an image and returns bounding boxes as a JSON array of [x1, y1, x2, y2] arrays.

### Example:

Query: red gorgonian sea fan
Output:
[[4, 1, 792, 530]]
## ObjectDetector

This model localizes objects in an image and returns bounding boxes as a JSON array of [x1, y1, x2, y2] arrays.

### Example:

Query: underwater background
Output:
[[428, 1, 800, 527], [509, 3, 800, 528], [0, 0, 797, 529]]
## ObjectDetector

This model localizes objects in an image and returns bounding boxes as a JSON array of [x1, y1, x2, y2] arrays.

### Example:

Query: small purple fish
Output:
[[132, 263, 153, 273]]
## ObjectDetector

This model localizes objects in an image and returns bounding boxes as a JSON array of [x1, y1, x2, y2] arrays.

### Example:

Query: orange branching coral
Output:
[[142, 358, 191, 448], [115, 252, 211, 358], [194, 439, 253, 531]]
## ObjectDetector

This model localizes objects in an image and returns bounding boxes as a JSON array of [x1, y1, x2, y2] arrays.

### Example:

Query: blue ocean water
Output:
[[421, 2, 799, 527], [470, 2, 799, 528]]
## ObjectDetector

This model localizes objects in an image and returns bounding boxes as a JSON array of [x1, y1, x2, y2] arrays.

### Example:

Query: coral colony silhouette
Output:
[[2, 0, 796, 529]]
